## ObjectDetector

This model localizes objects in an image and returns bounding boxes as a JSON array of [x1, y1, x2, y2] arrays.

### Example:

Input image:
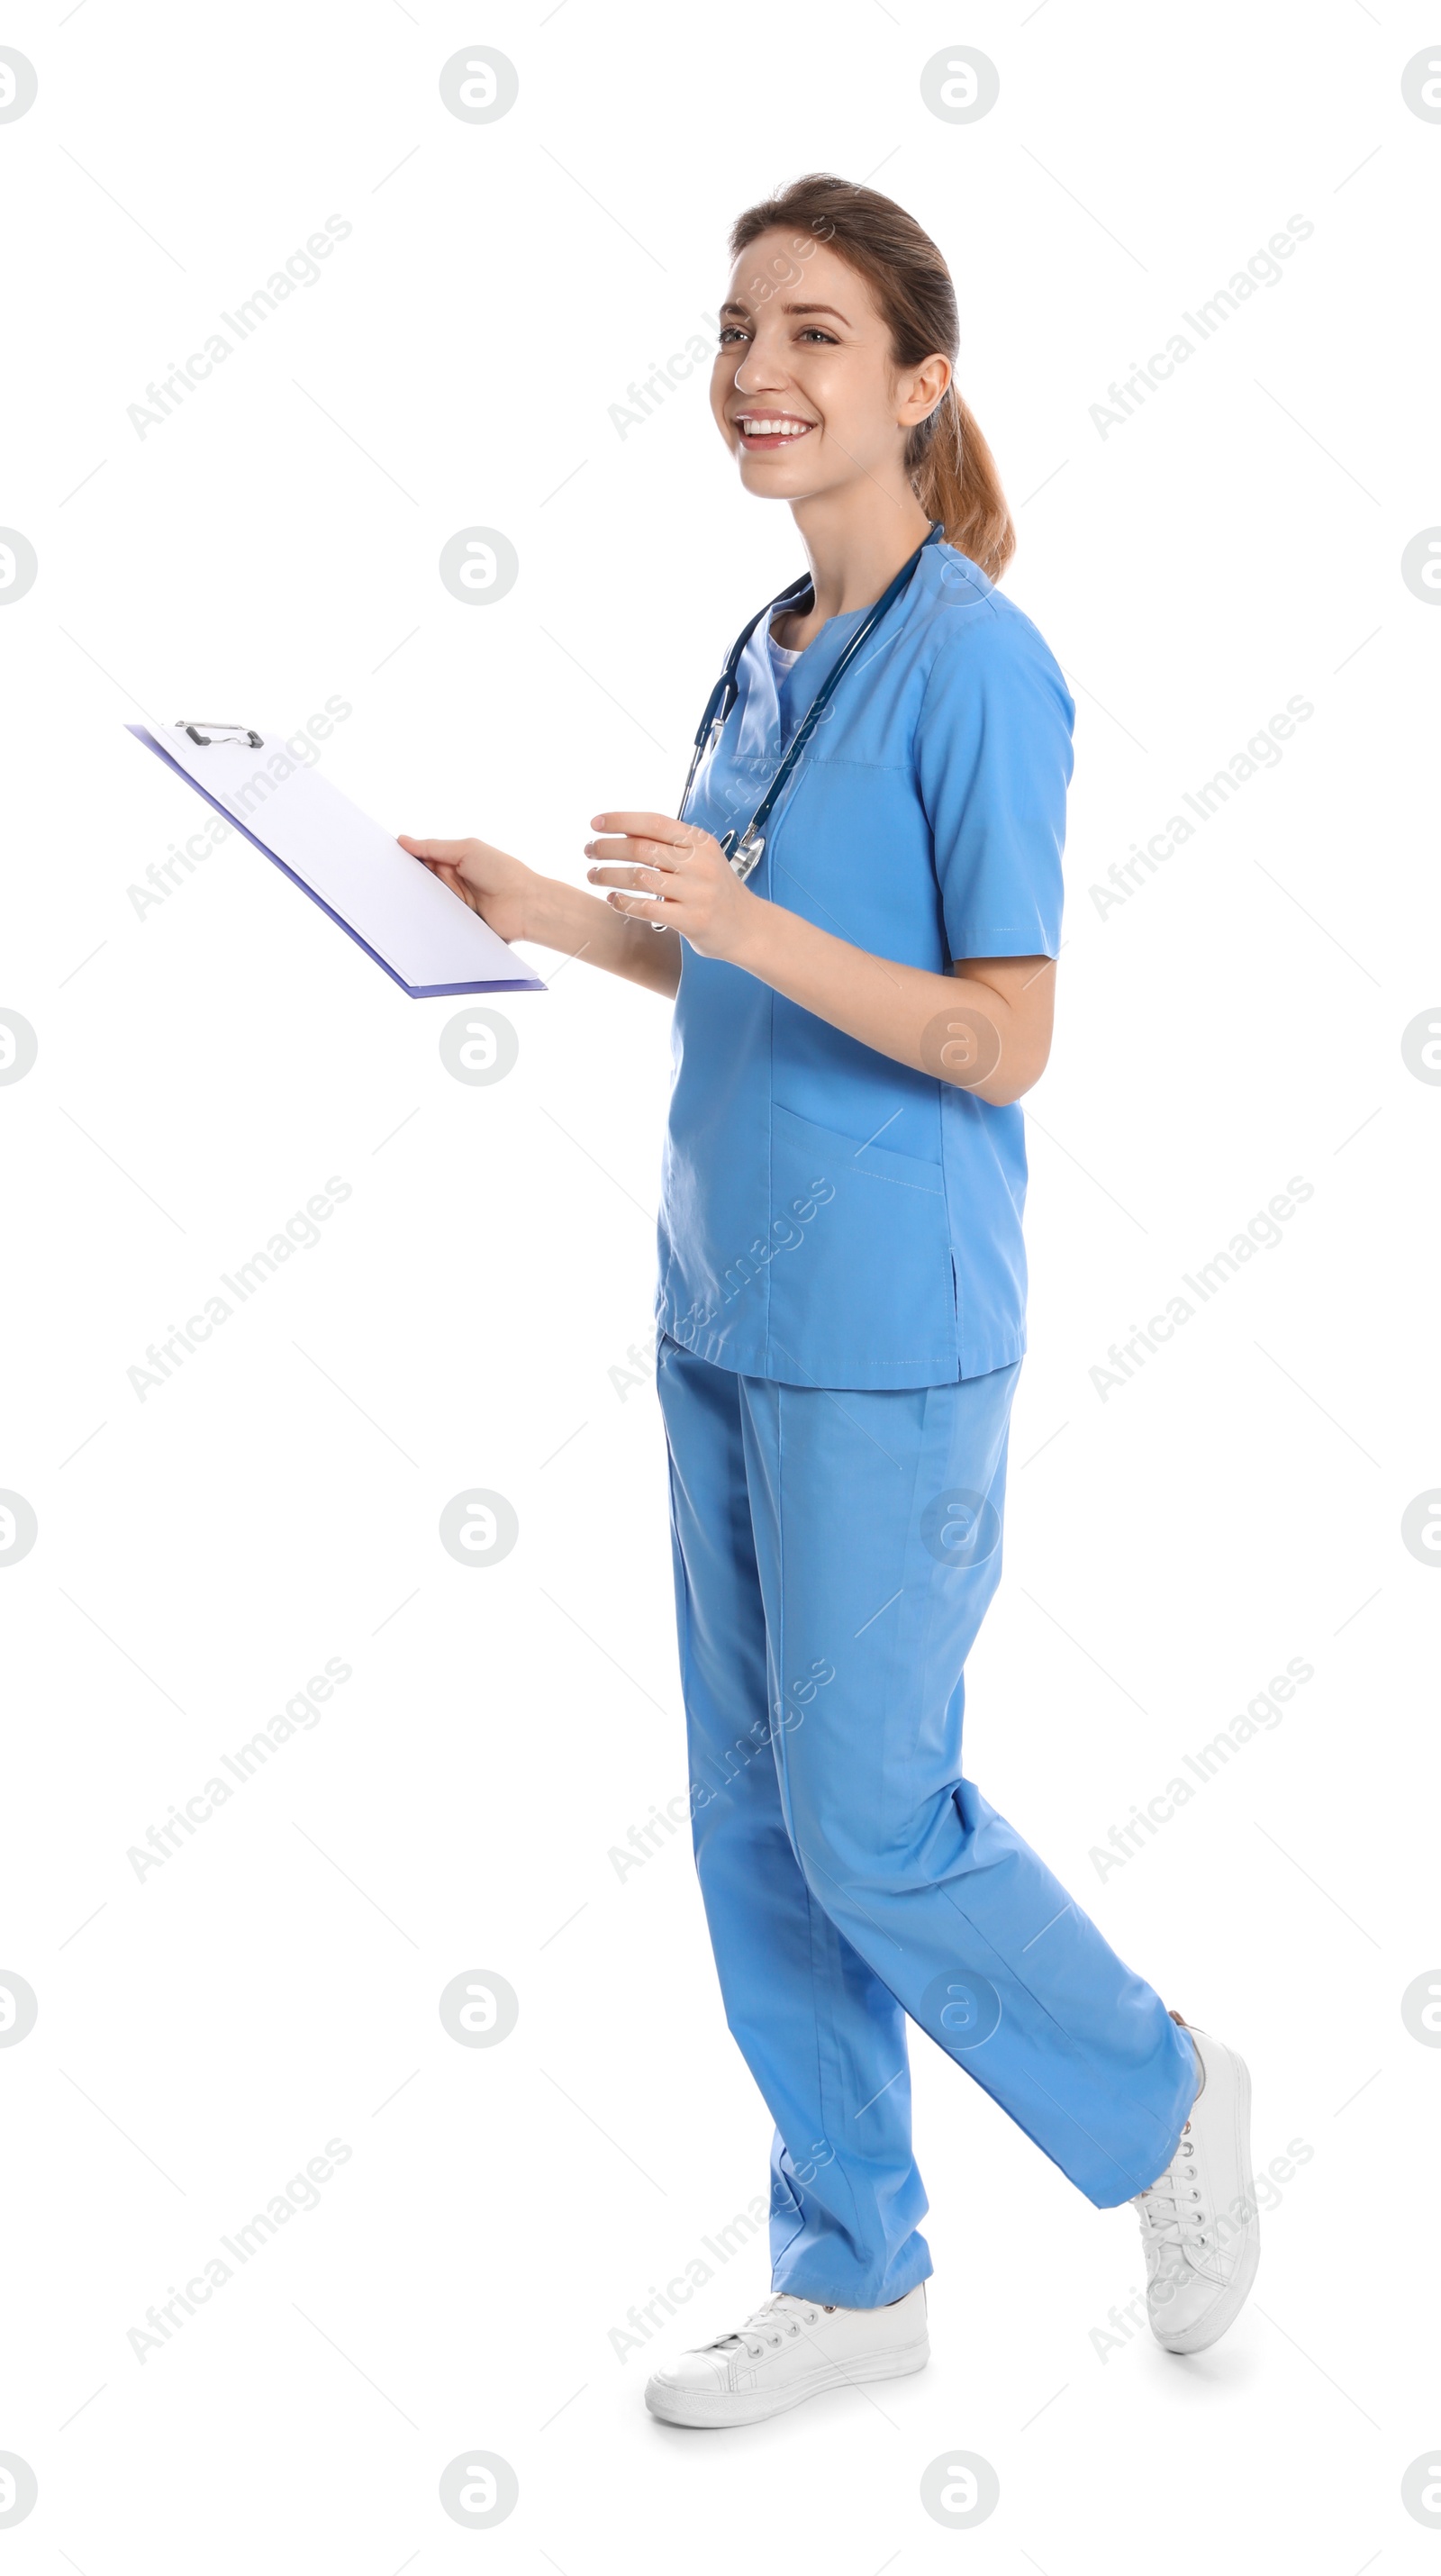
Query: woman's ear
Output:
[[899, 353, 954, 429]]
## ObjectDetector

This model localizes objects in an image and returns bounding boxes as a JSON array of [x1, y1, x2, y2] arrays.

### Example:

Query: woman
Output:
[[402, 174, 1258, 2429]]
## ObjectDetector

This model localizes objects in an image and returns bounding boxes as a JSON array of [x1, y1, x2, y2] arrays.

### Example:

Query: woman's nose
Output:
[[733, 354, 790, 393]]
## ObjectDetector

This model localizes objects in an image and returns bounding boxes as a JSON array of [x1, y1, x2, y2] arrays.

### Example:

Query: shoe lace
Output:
[[1132, 2122, 1212, 2276], [704, 2293, 823, 2359]]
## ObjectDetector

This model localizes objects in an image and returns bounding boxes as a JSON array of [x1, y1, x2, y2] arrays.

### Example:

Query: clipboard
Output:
[[129, 721, 545, 999]]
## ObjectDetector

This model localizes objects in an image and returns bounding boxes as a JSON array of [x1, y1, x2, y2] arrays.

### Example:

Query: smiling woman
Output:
[[399, 168, 1260, 2428], [719, 174, 1013, 616]]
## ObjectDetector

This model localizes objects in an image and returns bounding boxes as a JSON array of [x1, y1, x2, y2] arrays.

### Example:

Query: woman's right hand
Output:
[[396, 834, 533, 944]]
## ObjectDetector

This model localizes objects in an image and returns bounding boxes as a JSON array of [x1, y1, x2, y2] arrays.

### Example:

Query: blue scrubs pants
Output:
[[657, 1336, 1198, 2309]]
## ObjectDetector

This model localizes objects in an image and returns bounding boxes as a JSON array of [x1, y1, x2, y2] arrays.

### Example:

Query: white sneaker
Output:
[[644, 2286, 929, 2428], [1132, 2024, 1260, 2354]]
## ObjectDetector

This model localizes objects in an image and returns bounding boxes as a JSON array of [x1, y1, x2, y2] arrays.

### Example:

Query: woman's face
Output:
[[710, 228, 949, 504]]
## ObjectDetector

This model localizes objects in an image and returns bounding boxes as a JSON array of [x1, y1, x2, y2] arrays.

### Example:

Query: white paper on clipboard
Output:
[[128, 721, 545, 999]]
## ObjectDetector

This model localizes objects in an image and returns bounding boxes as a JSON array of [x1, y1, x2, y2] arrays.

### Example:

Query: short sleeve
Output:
[[915, 598, 1074, 961]]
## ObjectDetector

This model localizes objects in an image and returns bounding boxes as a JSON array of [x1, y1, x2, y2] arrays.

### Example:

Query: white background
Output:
[[2, 0, 1438, 2565]]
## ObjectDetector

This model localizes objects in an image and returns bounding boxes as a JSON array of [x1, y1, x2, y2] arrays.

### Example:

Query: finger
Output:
[[418, 858, 479, 912], [586, 862, 667, 894], [604, 889, 671, 921], [397, 835, 469, 861], [589, 812, 694, 847], [585, 834, 684, 873]]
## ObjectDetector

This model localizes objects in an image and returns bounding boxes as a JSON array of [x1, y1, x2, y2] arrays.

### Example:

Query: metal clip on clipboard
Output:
[[178, 721, 263, 748]]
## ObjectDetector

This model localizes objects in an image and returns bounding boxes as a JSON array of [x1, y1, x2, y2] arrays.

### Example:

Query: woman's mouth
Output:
[[734, 413, 817, 451]]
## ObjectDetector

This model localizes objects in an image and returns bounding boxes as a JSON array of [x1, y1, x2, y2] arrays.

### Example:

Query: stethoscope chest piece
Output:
[[720, 828, 765, 884]]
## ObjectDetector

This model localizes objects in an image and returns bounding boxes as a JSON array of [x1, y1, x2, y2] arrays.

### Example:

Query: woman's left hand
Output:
[[585, 813, 758, 962]]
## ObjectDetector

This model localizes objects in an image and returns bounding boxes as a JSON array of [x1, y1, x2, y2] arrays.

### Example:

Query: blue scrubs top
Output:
[[657, 537, 1074, 1391]]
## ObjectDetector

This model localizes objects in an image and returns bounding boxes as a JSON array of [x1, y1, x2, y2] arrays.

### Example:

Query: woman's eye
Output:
[[797, 328, 838, 344], [719, 326, 748, 346]]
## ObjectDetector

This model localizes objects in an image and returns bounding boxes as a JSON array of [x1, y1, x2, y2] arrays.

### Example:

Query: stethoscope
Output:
[[675, 521, 943, 887]]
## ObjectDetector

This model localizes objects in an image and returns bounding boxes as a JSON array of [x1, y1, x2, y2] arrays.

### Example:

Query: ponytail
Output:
[[908, 386, 1014, 584], [728, 174, 1017, 583]]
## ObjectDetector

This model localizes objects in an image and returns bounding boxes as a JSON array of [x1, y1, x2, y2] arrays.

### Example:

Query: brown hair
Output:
[[727, 173, 1015, 583]]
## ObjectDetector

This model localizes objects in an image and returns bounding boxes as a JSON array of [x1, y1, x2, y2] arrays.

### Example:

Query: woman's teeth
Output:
[[739, 418, 813, 439]]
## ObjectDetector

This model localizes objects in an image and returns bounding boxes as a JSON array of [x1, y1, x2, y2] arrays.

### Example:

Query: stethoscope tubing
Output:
[[675, 522, 942, 881]]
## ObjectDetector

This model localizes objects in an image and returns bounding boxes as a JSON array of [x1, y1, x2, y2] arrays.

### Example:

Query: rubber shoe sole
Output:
[[1159, 2223, 1261, 2355], [645, 2333, 930, 2428]]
